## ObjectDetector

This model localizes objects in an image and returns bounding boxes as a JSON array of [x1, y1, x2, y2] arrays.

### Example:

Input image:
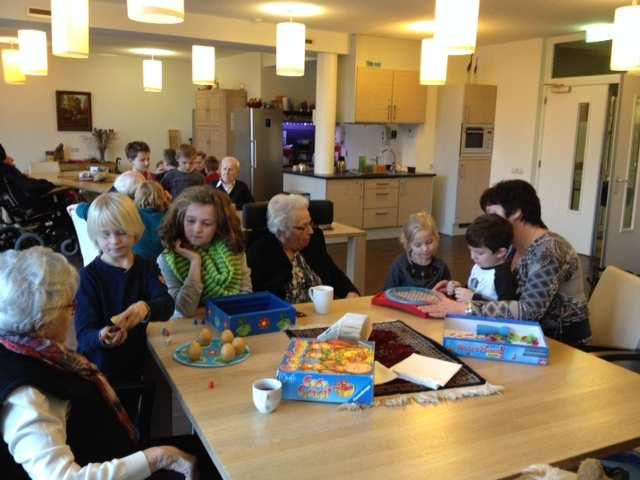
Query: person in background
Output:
[[75, 193, 174, 383], [204, 156, 220, 186], [75, 170, 146, 222], [0, 143, 58, 210], [0, 247, 215, 480], [133, 181, 170, 261], [216, 156, 254, 210], [384, 211, 451, 290], [193, 151, 207, 176], [440, 213, 517, 302], [160, 144, 204, 199], [158, 186, 252, 318], [247, 194, 359, 303], [423, 180, 591, 346], [154, 148, 177, 183], [125, 141, 152, 180]]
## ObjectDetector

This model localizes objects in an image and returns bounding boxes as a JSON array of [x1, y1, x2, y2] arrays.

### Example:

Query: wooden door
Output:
[[195, 91, 211, 124], [463, 85, 497, 124], [195, 126, 227, 159], [355, 67, 393, 123], [455, 158, 491, 224], [392, 70, 427, 123], [326, 180, 363, 228]]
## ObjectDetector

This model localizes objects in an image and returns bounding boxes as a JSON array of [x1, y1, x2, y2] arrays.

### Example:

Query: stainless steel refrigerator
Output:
[[232, 108, 285, 202]]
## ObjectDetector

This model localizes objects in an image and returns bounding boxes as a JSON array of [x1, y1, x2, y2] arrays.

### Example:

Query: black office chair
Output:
[[113, 379, 156, 442], [242, 199, 334, 247]]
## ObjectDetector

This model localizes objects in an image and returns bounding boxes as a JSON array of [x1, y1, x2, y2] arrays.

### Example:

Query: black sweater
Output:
[[247, 229, 359, 300], [216, 180, 254, 210]]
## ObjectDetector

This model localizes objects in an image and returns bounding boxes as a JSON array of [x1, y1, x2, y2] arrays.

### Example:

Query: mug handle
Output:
[[308, 287, 315, 301]]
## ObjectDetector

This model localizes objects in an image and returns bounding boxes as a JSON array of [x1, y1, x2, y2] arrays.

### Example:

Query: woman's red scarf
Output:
[[0, 334, 137, 442]]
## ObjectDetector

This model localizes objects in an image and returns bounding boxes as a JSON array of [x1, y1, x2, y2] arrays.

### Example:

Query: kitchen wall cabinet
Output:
[[352, 68, 426, 124], [194, 88, 246, 159], [463, 84, 497, 124]]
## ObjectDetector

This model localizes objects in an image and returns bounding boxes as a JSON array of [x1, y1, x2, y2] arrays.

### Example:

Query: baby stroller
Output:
[[0, 175, 78, 256]]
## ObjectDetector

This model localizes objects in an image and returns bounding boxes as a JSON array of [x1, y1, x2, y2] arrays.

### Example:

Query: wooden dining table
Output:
[[37, 171, 116, 194], [147, 296, 640, 480]]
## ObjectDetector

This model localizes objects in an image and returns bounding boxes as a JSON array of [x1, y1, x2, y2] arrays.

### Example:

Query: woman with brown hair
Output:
[[157, 186, 251, 318]]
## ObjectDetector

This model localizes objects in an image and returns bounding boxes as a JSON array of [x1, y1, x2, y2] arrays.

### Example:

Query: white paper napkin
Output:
[[391, 353, 462, 390], [374, 361, 398, 385]]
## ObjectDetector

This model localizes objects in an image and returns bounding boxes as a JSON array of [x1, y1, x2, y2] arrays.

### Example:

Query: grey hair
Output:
[[220, 156, 240, 169], [0, 247, 79, 335], [267, 193, 309, 241], [113, 170, 145, 198]]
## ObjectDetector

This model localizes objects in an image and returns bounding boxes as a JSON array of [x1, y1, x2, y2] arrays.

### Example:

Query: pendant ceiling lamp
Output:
[[192, 45, 216, 85], [1, 49, 26, 85], [276, 20, 305, 76], [143, 58, 162, 92], [51, 0, 89, 58], [127, 0, 184, 24], [434, 0, 480, 56], [420, 38, 448, 85], [611, 1, 640, 71], [18, 30, 48, 76]]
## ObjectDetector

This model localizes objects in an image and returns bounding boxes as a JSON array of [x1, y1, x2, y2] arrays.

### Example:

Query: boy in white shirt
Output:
[[445, 214, 518, 302]]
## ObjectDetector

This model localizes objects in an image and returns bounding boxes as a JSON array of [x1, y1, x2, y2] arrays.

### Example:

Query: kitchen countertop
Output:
[[283, 168, 436, 179]]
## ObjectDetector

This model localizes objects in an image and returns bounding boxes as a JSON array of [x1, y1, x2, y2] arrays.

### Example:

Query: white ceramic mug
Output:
[[252, 378, 282, 414], [308, 285, 334, 315]]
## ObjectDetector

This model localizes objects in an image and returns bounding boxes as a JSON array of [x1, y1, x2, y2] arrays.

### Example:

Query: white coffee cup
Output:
[[252, 378, 282, 414], [308, 285, 334, 314]]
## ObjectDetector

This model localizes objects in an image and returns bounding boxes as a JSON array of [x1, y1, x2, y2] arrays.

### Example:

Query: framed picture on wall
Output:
[[56, 90, 92, 131]]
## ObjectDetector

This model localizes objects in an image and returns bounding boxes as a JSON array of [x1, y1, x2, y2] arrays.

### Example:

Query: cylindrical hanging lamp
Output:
[[51, 0, 89, 58], [276, 21, 305, 77], [127, 0, 184, 24], [192, 45, 216, 85], [434, 0, 480, 56], [420, 39, 448, 85], [611, 3, 640, 71], [2, 49, 26, 85], [143, 58, 162, 92], [18, 30, 48, 76]]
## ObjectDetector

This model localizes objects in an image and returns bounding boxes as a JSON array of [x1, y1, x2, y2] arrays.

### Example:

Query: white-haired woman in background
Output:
[[247, 194, 359, 303], [0, 247, 199, 480]]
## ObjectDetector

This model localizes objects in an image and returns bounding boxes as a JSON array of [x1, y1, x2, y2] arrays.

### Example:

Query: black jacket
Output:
[[0, 346, 136, 479], [0, 163, 56, 210], [247, 229, 359, 300], [216, 180, 254, 210]]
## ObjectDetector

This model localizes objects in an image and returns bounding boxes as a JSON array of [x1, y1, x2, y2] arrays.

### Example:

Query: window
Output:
[[570, 103, 589, 211], [552, 40, 614, 79], [622, 96, 640, 229]]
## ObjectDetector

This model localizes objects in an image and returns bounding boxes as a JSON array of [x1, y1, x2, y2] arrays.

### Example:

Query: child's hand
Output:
[[446, 281, 461, 296], [114, 301, 150, 331], [432, 280, 449, 293], [100, 326, 128, 347], [454, 287, 474, 303], [173, 239, 201, 263]]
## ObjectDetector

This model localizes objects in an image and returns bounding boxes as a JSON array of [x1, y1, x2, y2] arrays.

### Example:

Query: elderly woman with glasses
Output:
[[0, 247, 201, 480], [247, 194, 359, 303]]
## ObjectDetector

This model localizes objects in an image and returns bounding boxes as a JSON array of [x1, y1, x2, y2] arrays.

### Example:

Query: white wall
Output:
[[0, 53, 195, 171], [216, 52, 262, 99], [261, 61, 317, 107]]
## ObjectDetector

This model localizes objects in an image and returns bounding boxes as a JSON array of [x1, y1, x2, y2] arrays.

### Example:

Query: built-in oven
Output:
[[460, 124, 494, 156]]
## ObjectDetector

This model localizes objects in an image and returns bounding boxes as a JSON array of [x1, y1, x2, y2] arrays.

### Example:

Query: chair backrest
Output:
[[28, 161, 60, 175], [66, 204, 100, 266], [242, 200, 334, 231], [588, 265, 640, 350]]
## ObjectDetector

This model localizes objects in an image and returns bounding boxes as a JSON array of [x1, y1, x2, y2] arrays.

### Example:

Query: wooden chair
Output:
[[585, 265, 640, 371]]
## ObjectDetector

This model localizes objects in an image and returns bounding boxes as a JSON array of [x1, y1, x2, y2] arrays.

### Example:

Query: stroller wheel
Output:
[[59, 238, 79, 257], [0, 226, 21, 251], [14, 232, 44, 250]]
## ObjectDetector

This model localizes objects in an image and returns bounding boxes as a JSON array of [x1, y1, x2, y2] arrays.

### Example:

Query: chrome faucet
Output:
[[380, 148, 397, 173]]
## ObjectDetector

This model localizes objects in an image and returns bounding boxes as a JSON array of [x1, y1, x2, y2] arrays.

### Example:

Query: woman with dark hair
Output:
[[425, 179, 591, 346], [157, 186, 251, 318]]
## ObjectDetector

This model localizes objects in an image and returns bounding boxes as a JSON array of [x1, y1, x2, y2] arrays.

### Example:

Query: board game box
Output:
[[276, 338, 375, 405]]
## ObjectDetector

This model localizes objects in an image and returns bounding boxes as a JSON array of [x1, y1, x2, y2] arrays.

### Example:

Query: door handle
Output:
[[392, 104, 397, 121], [387, 103, 392, 122]]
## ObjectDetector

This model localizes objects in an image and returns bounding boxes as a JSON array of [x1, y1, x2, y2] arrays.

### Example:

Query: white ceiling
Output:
[[98, 0, 628, 45]]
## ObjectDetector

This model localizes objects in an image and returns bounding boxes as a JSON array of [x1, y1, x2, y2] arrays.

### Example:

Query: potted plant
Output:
[[91, 128, 116, 163]]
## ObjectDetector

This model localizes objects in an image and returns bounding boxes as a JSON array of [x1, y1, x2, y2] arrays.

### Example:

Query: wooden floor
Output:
[[327, 234, 598, 296]]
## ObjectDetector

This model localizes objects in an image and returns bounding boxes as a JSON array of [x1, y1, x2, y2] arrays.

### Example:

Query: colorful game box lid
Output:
[[276, 338, 375, 404]]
